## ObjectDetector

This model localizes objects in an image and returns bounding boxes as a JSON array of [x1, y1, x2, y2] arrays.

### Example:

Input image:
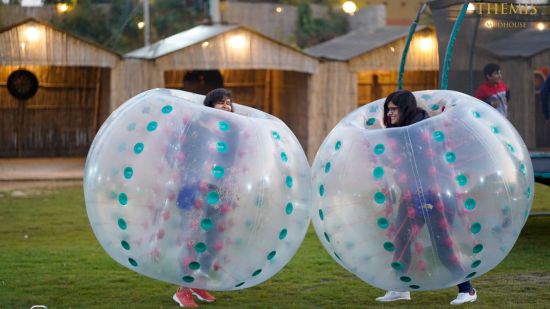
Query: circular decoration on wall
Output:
[[7, 69, 39, 100]]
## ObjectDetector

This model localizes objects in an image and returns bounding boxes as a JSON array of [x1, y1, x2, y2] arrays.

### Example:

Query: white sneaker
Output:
[[375, 290, 411, 302], [450, 289, 477, 305]]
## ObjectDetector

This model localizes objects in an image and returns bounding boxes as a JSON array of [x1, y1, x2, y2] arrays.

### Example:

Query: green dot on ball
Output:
[[466, 272, 477, 279], [206, 191, 220, 205], [507, 143, 515, 153], [410, 285, 420, 289], [366, 118, 376, 126], [133, 143, 144, 154], [128, 258, 138, 267], [445, 152, 456, 163], [433, 131, 445, 142], [491, 126, 499, 134], [391, 262, 403, 270], [216, 141, 228, 153], [286, 176, 293, 188], [319, 184, 325, 196], [182, 276, 194, 283], [373, 166, 384, 180], [374, 144, 385, 155], [267, 251, 276, 260], [383, 242, 395, 252], [470, 222, 482, 234], [280, 152, 288, 163], [218, 121, 230, 131], [325, 162, 331, 173], [212, 165, 225, 179], [121, 240, 130, 250], [471, 260, 481, 268], [319, 209, 324, 221], [526, 187, 532, 199], [162, 105, 173, 114], [464, 198, 476, 210], [377, 218, 389, 229], [235, 282, 245, 287], [520, 163, 526, 176], [324, 232, 330, 242], [118, 218, 127, 230], [374, 192, 386, 204], [189, 262, 200, 270], [118, 192, 128, 206], [123, 167, 133, 179], [472, 111, 480, 118], [400, 276, 412, 282], [147, 121, 158, 132], [431, 104, 440, 111], [456, 174, 468, 186], [279, 228, 288, 240], [335, 141, 342, 150], [200, 218, 214, 231], [194, 242, 207, 253], [285, 203, 293, 215], [473, 244, 484, 254], [252, 269, 262, 277], [272, 131, 280, 140]]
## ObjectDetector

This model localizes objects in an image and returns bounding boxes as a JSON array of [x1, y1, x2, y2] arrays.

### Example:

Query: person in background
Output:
[[474, 63, 510, 117], [374, 90, 477, 306], [172, 88, 234, 308]]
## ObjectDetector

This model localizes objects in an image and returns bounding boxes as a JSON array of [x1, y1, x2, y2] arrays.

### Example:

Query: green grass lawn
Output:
[[0, 183, 549, 308]]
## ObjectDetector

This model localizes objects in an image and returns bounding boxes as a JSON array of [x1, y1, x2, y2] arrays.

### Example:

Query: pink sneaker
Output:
[[190, 288, 216, 302], [173, 288, 199, 308]]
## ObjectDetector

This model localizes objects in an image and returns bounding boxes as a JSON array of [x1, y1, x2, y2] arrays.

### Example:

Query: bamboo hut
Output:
[[0, 18, 121, 157], [122, 24, 319, 154], [304, 26, 439, 159]]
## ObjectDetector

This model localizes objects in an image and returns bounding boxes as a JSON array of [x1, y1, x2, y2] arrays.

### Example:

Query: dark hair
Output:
[[483, 63, 500, 79], [203, 88, 233, 111], [383, 90, 421, 127]]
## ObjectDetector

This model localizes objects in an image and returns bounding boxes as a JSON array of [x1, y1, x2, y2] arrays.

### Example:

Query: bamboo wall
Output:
[[110, 59, 163, 111], [307, 61, 357, 161], [0, 65, 108, 157]]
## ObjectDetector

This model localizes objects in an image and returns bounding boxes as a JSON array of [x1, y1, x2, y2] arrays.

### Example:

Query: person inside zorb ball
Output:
[[83, 88, 312, 297], [311, 89, 534, 304]]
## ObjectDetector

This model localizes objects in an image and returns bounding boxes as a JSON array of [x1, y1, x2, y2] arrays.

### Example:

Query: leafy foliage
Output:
[[295, 1, 348, 48], [48, 0, 207, 54]]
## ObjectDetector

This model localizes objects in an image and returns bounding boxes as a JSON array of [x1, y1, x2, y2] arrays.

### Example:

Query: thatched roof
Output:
[[124, 23, 319, 73], [0, 18, 121, 67], [125, 24, 240, 59], [304, 25, 428, 61]]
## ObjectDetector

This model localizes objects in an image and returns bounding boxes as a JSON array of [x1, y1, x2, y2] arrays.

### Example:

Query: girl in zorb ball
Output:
[[311, 89, 533, 306], [375, 90, 475, 305], [172, 88, 234, 307], [84, 88, 312, 308]]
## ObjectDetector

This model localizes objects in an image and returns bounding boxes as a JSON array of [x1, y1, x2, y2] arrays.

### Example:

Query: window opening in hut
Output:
[[182, 70, 224, 95]]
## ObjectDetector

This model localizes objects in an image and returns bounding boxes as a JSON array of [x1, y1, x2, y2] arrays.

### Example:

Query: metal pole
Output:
[[440, 1, 469, 90], [143, 0, 151, 46], [210, 0, 221, 24], [397, 2, 428, 90]]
